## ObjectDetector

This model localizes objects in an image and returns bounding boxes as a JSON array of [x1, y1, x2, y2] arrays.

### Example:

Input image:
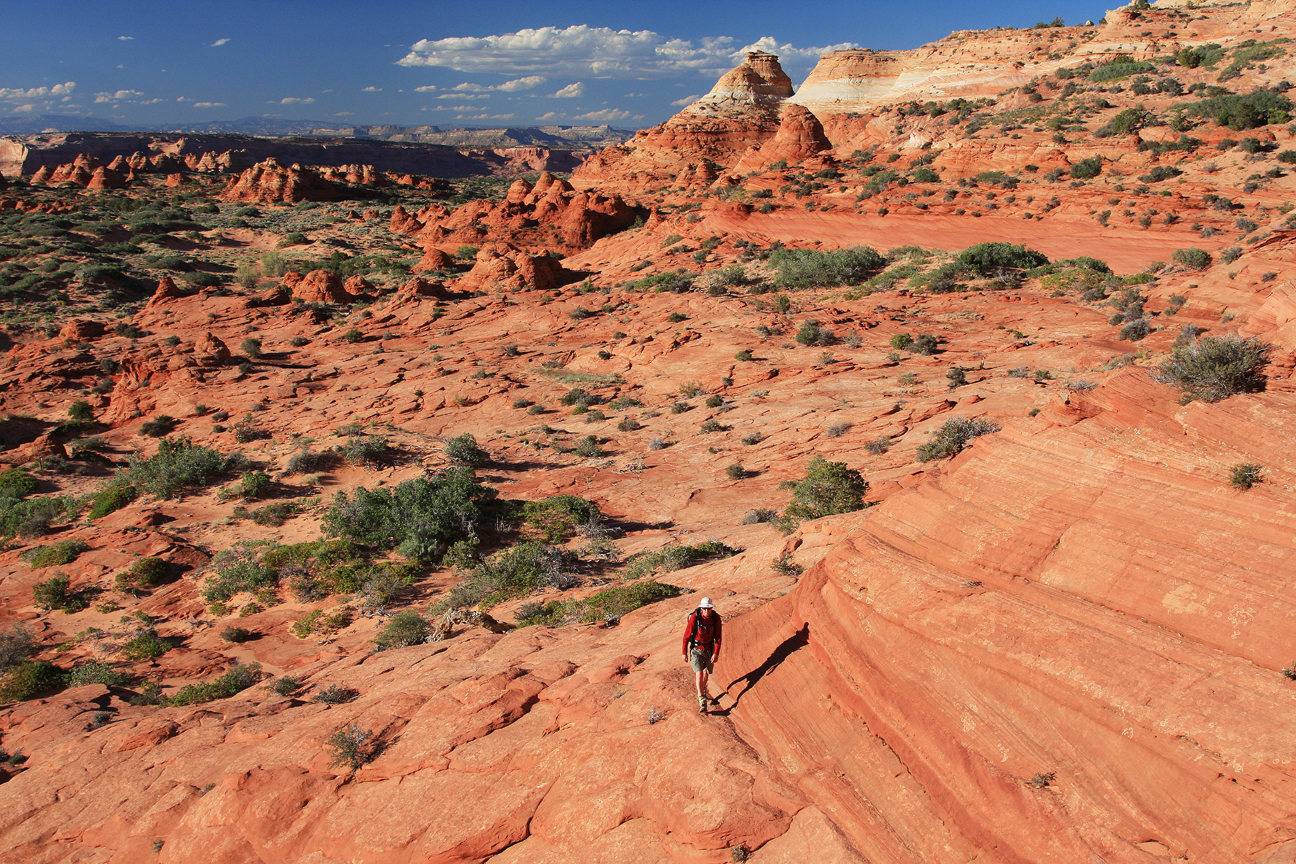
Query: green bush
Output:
[[67, 400, 95, 422], [0, 660, 67, 702], [119, 631, 170, 661], [166, 662, 260, 706], [121, 437, 246, 500], [1070, 157, 1103, 180], [1157, 334, 1269, 402], [24, 539, 89, 569], [32, 572, 75, 610], [1229, 462, 1263, 490], [768, 246, 885, 288], [1089, 55, 1155, 81], [446, 541, 564, 609], [322, 470, 496, 557], [202, 542, 278, 603], [573, 435, 601, 457], [518, 581, 680, 626], [1172, 247, 1212, 270], [916, 417, 1001, 462], [520, 495, 598, 543], [0, 624, 35, 670], [140, 415, 177, 438], [116, 557, 171, 590], [956, 242, 1049, 275], [890, 332, 913, 350], [68, 661, 127, 688], [784, 456, 868, 522], [0, 495, 77, 539], [912, 334, 939, 355], [445, 433, 486, 467], [0, 468, 38, 497], [88, 483, 137, 519], [326, 722, 374, 772], [1188, 88, 1293, 130], [622, 541, 736, 580], [373, 610, 429, 650], [238, 471, 271, 500]]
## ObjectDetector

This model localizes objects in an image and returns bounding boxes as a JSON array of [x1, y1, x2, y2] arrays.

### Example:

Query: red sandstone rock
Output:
[[389, 205, 423, 235], [145, 276, 182, 310], [57, 320, 107, 341], [220, 158, 339, 204], [413, 247, 456, 273], [292, 269, 351, 304]]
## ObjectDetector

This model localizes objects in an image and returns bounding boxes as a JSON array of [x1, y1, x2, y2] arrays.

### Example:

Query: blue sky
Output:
[[0, 0, 1113, 129]]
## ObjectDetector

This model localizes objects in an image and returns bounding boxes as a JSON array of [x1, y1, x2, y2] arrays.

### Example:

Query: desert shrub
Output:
[[623, 541, 736, 580], [1157, 334, 1269, 402], [68, 661, 127, 688], [1089, 55, 1155, 82], [221, 626, 252, 643], [865, 436, 891, 455], [795, 320, 834, 346], [271, 676, 301, 696], [238, 470, 271, 500], [0, 661, 67, 702], [1188, 88, 1293, 130], [326, 723, 374, 772], [286, 448, 334, 474], [916, 417, 1001, 462], [0, 624, 35, 671], [202, 542, 278, 603], [339, 434, 387, 465], [233, 415, 270, 444], [446, 541, 566, 609], [1119, 318, 1151, 341], [342, 328, 364, 343], [115, 557, 171, 591], [520, 495, 598, 543], [166, 662, 260, 707], [88, 483, 137, 519], [140, 415, 177, 437], [0, 495, 77, 539], [573, 435, 601, 457], [23, 539, 89, 569], [1229, 463, 1263, 490], [956, 242, 1048, 275], [313, 684, 359, 704], [119, 631, 170, 661], [239, 337, 262, 359], [740, 508, 779, 524], [373, 610, 429, 650], [768, 246, 884, 288], [67, 400, 94, 422], [1172, 247, 1212, 270], [890, 332, 913, 350], [31, 572, 76, 611], [444, 433, 486, 467], [0, 468, 38, 498], [322, 470, 495, 557], [912, 334, 939, 355], [1070, 157, 1103, 180], [518, 581, 679, 627], [121, 437, 245, 500], [784, 456, 868, 522]]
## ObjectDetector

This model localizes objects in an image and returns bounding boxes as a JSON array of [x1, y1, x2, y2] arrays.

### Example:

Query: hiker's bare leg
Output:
[[695, 669, 709, 700]]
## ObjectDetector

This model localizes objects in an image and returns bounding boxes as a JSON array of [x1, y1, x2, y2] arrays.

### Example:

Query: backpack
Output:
[[686, 609, 721, 649]]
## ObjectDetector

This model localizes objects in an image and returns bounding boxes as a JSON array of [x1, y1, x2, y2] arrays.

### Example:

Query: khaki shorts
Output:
[[688, 647, 715, 673]]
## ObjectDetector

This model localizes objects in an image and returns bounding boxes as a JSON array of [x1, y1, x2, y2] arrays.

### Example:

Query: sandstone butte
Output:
[[4, 1, 1296, 862]]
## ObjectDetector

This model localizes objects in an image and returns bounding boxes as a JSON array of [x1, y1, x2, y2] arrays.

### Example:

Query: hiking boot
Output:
[[697, 696, 708, 714]]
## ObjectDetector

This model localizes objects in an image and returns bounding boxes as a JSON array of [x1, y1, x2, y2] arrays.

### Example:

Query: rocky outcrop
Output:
[[145, 276, 182, 311], [735, 104, 831, 172], [458, 244, 570, 292], [289, 269, 352, 304], [573, 52, 796, 195], [221, 158, 340, 204]]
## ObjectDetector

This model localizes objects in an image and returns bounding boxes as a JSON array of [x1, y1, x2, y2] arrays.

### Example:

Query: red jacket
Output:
[[682, 609, 722, 658]]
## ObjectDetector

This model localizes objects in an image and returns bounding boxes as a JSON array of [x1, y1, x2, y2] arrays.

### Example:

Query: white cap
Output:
[[698, 597, 715, 608]]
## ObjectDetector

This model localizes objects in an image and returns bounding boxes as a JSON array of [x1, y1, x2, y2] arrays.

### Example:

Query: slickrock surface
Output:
[[5, 1, 1296, 861]]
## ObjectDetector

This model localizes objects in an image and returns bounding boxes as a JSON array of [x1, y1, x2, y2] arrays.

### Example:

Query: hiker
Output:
[[681, 597, 722, 713]]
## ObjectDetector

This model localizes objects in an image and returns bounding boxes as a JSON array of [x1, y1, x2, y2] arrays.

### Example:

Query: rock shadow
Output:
[[721, 623, 809, 710]]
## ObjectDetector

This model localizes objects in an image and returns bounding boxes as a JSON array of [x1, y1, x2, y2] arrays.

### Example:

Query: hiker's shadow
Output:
[[716, 624, 809, 714]]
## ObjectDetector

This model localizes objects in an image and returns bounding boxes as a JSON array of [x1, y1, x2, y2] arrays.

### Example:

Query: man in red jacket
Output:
[[681, 597, 722, 713]]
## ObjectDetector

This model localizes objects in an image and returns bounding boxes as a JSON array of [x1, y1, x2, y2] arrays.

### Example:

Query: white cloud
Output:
[[334, 111, 353, 116], [12, 104, 33, 113], [94, 89, 143, 103], [398, 24, 857, 79], [140, 98, 167, 104], [118, 36, 133, 41], [537, 111, 564, 120], [414, 85, 438, 92], [670, 94, 700, 106], [451, 75, 545, 93], [211, 38, 231, 47], [454, 113, 516, 120], [278, 96, 315, 104], [549, 82, 584, 98], [437, 93, 487, 100], [574, 108, 641, 122], [363, 86, 382, 92], [193, 101, 225, 108], [434, 104, 487, 111], [0, 82, 76, 101]]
